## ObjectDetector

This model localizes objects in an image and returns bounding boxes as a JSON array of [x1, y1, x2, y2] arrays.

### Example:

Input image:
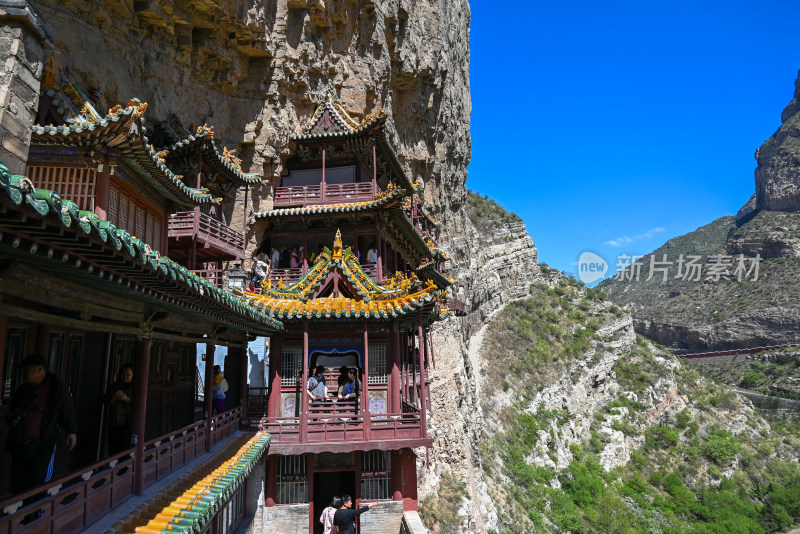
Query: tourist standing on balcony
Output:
[[103, 364, 134, 454], [333, 495, 379, 534], [270, 246, 280, 267], [307, 365, 328, 401], [5, 353, 77, 494], [298, 246, 305, 267], [338, 367, 361, 400], [290, 247, 300, 268], [212, 365, 229, 414], [366, 244, 378, 264]]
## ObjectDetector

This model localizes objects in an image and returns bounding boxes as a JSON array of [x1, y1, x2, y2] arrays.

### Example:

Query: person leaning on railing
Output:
[[337, 367, 361, 400]]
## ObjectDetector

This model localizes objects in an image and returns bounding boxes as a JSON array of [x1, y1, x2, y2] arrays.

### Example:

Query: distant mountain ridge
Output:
[[599, 69, 800, 351]]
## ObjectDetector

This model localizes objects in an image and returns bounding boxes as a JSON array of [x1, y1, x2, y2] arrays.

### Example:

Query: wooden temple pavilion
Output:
[[0, 92, 281, 534], [244, 87, 453, 533]]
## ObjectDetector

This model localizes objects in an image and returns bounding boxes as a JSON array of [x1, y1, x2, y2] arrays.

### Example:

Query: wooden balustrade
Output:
[[273, 182, 378, 208], [245, 410, 422, 445], [168, 211, 244, 258], [0, 408, 243, 534], [268, 267, 303, 285]]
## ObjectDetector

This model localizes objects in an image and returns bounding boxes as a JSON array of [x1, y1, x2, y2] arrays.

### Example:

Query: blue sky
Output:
[[467, 1, 800, 279]]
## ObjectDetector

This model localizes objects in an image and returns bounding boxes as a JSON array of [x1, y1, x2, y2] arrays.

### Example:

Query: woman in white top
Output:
[[320, 496, 342, 534]]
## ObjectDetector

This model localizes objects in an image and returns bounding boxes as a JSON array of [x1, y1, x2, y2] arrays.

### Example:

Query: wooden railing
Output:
[[268, 267, 304, 285], [168, 211, 244, 258], [246, 411, 422, 445], [273, 182, 378, 208], [194, 267, 224, 288], [445, 297, 467, 316], [247, 387, 269, 419], [0, 408, 243, 534]]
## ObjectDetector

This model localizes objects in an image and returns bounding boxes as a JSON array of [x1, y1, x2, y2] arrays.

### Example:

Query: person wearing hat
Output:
[[4, 353, 77, 494]]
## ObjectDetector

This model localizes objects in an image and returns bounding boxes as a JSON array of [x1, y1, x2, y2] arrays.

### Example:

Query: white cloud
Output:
[[604, 227, 665, 247]]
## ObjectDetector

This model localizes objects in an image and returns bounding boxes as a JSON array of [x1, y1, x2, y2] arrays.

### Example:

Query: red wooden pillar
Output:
[[132, 331, 152, 495], [268, 337, 282, 418], [391, 450, 402, 501], [204, 341, 216, 452], [0, 315, 7, 401], [376, 228, 383, 281], [94, 163, 111, 220], [240, 336, 248, 415], [265, 455, 278, 507], [389, 324, 401, 414], [362, 324, 371, 441], [307, 454, 315, 533], [161, 213, 169, 257], [300, 324, 309, 442], [321, 144, 326, 204], [242, 184, 249, 263], [372, 136, 377, 197], [417, 325, 428, 435], [302, 231, 309, 274]]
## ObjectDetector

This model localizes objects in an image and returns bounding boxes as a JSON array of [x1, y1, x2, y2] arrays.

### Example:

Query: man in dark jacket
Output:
[[5, 353, 77, 493], [333, 494, 378, 534]]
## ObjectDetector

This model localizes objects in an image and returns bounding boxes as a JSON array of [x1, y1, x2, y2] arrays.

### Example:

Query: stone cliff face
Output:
[[756, 69, 800, 212], [32, 0, 470, 244]]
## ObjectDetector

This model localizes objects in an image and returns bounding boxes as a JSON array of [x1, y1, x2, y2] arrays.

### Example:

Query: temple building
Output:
[[243, 87, 453, 533], [0, 26, 453, 531]]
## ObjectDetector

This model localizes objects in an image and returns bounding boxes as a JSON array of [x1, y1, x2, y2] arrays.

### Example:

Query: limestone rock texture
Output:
[[31, 0, 470, 242], [756, 69, 800, 212]]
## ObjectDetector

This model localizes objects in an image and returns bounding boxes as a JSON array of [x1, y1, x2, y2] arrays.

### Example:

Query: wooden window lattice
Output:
[[275, 455, 307, 505], [368, 344, 388, 384], [360, 451, 391, 500], [27, 165, 96, 212], [281, 346, 302, 386]]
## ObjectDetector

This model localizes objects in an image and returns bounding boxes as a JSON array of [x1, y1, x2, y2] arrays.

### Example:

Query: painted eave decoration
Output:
[[239, 230, 452, 322], [0, 161, 283, 334], [159, 124, 263, 187], [31, 98, 214, 207]]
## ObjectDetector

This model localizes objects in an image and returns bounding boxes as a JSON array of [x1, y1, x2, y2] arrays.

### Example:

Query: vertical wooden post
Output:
[[94, 163, 111, 220], [0, 315, 8, 399], [417, 324, 428, 436], [362, 324, 370, 441], [391, 450, 402, 501], [376, 228, 383, 281], [303, 231, 309, 273], [161, 213, 169, 257], [204, 340, 216, 452], [265, 455, 278, 507], [240, 336, 248, 415], [268, 337, 282, 418], [321, 144, 326, 204], [372, 136, 377, 197], [390, 323, 401, 414], [300, 323, 309, 442], [307, 454, 315, 534], [132, 328, 152, 495]]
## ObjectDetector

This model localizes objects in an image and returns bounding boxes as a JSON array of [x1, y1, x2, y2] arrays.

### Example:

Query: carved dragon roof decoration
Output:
[[239, 230, 451, 322]]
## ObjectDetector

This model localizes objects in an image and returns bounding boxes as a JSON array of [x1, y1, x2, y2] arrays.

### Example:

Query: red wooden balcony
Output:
[[265, 263, 381, 287], [0, 408, 242, 534], [273, 182, 379, 208], [168, 210, 244, 260]]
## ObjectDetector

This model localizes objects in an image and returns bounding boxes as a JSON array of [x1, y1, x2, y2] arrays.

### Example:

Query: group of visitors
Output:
[[320, 495, 379, 534], [307, 365, 362, 402], [4, 353, 232, 496]]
